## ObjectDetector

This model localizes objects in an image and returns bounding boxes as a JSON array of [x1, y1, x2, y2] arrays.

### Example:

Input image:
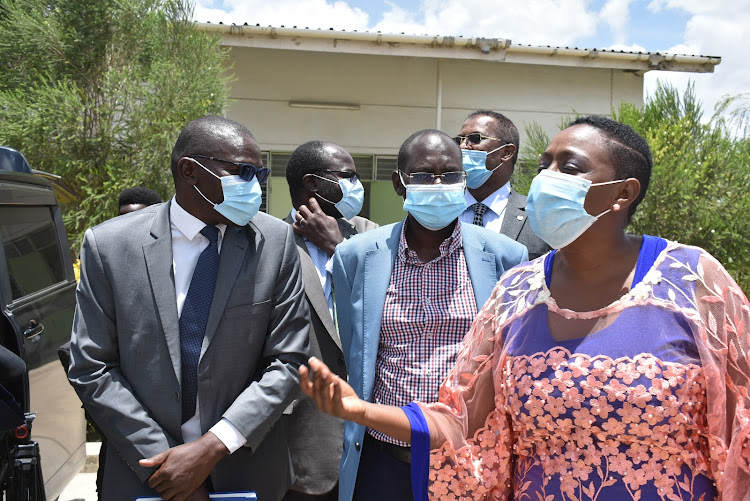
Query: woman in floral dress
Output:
[[300, 116, 750, 500]]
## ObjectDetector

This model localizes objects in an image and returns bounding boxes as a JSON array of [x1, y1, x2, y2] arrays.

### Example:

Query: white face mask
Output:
[[310, 174, 365, 220], [461, 144, 510, 189], [526, 169, 624, 249], [192, 159, 262, 226], [399, 173, 468, 231]]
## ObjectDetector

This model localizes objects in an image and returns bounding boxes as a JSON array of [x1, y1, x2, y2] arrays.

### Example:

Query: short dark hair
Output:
[[568, 115, 652, 218], [285, 140, 331, 199], [466, 110, 520, 164], [397, 129, 459, 172], [170, 116, 254, 175], [118, 187, 162, 208]]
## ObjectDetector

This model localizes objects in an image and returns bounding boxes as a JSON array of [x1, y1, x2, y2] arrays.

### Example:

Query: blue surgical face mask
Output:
[[461, 144, 510, 189], [311, 174, 365, 220], [192, 159, 262, 226], [400, 173, 467, 231], [526, 169, 624, 249]]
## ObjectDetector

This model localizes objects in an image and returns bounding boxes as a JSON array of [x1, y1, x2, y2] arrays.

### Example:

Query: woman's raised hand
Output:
[[299, 357, 366, 421]]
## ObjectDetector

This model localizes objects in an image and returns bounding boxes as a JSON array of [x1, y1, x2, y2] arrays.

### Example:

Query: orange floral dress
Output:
[[419, 241, 750, 500]]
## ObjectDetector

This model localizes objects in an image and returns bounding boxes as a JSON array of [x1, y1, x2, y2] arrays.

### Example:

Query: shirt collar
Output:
[[398, 218, 463, 265], [465, 181, 512, 215], [170, 196, 227, 241]]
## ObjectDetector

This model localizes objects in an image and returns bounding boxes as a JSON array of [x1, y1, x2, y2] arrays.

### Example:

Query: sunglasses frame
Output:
[[325, 169, 359, 182], [452, 133, 503, 146], [190, 154, 270, 184], [398, 170, 467, 185]]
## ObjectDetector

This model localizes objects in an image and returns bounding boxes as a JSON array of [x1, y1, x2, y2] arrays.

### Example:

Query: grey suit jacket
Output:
[[68, 202, 310, 501], [500, 190, 552, 260], [282, 214, 377, 495]]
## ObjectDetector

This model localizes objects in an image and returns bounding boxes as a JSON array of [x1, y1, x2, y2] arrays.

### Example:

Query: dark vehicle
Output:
[[0, 147, 85, 500]]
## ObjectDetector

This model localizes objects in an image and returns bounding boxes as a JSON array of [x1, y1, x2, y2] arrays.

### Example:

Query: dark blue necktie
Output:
[[179, 225, 220, 423]]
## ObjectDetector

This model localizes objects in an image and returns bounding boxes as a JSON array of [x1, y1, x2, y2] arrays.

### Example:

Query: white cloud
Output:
[[645, 5, 750, 119], [599, 0, 634, 45], [194, 0, 370, 30], [373, 0, 599, 46]]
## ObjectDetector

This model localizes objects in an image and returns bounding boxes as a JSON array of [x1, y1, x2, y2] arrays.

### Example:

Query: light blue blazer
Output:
[[332, 220, 529, 501]]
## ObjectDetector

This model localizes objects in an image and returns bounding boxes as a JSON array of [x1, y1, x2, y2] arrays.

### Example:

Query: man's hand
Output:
[[299, 356, 366, 421], [293, 198, 344, 256], [139, 432, 228, 501]]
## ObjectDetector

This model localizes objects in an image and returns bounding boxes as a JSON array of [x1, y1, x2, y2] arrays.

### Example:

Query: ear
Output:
[[303, 173, 319, 193], [613, 178, 641, 212], [501, 144, 517, 163], [392, 171, 406, 199], [177, 157, 199, 186]]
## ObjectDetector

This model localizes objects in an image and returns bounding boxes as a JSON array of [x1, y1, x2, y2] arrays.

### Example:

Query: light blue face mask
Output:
[[193, 159, 262, 226], [400, 173, 467, 231], [526, 169, 624, 249], [311, 174, 365, 220], [461, 144, 510, 189]]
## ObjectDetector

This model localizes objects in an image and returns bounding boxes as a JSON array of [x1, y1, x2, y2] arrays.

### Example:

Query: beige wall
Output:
[[225, 46, 644, 222]]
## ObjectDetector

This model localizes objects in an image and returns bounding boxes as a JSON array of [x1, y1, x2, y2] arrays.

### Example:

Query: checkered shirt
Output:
[[369, 220, 477, 446]]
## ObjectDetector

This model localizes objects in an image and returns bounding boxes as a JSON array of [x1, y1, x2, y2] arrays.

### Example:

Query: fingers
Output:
[[306, 357, 338, 413], [306, 197, 323, 213], [140, 450, 168, 468], [299, 364, 314, 398], [298, 204, 314, 221]]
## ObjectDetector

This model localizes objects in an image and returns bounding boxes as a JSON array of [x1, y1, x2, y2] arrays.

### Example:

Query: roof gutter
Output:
[[198, 23, 720, 73]]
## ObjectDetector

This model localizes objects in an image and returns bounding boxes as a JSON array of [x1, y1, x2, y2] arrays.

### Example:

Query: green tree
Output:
[[0, 0, 230, 249], [512, 82, 750, 292]]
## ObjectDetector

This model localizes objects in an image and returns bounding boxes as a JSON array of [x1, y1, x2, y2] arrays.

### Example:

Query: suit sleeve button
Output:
[[355, 442, 361, 451]]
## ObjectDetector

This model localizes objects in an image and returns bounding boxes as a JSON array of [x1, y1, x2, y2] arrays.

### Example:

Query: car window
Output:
[[0, 206, 66, 300]]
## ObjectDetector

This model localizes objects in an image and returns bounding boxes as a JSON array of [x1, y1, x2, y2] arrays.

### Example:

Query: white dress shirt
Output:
[[290, 208, 335, 320], [460, 181, 512, 232], [170, 197, 246, 453]]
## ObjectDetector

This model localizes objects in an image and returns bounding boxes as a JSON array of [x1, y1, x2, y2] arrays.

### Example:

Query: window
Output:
[[259, 151, 269, 213], [375, 156, 398, 181], [1, 207, 66, 299]]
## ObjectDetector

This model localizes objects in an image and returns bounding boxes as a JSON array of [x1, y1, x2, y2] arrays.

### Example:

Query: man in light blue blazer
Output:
[[331, 130, 528, 501]]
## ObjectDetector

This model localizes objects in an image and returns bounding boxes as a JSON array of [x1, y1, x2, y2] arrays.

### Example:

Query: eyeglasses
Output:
[[190, 155, 270, 183], [325, 169, 359, 182], [452, 133, 503, 146], [398, 170, 466, 185]]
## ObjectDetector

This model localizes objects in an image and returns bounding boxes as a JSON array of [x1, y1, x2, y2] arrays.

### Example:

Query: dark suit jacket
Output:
[[68, 202, 310, 501], [282, 214, 377, 495], [500, 190, 552, 260]]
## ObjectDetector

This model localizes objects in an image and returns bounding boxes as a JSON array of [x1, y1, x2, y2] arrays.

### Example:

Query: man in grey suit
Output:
[[455, 110, 551, 259], [68, 116, 310, 501], [283, 141, 377, 500]]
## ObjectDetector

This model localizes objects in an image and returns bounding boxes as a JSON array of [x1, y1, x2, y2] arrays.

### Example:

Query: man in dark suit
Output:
[[68, 116, 310, 501], [283, 140, 377, 500], [455, 110, 551, 259]]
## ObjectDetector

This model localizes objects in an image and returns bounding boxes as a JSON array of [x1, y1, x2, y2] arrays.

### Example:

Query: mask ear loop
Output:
[[483, 143, 512, 173], [589, 179, 626, 219], [308, 173, 343, 206], [190, 158, 221, 206]]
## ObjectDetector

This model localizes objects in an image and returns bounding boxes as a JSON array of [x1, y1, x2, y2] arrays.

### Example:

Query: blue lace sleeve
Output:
[[402, 402, 429, 501]]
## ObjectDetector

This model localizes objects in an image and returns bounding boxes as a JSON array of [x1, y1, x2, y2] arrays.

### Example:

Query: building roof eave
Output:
[[198, 23, 720, 74]]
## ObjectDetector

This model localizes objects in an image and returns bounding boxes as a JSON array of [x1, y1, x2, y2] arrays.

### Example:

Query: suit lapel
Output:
[[143, 203, 181, 381], [462, 225, 498, 310], [361, 223, 399, 400], [500, 191, 526, 241], [295, 231, 340, 350], [201, 225, 251, 355], [338, 218, 357, 240]]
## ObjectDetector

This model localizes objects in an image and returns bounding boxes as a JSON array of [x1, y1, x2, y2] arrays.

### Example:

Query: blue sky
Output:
[[194, 0, 750, 122]]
